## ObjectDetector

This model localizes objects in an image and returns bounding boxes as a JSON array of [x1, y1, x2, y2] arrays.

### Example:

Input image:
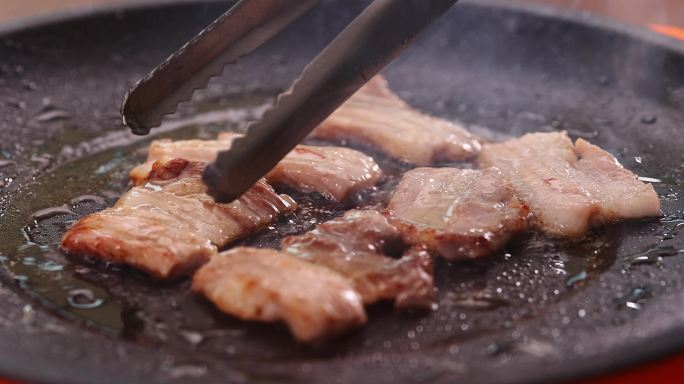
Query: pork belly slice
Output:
[[130, 133, 382, 201], [261, 145, 383, 201], [309, 75, 481, 165], [281, 210, 435, 310], [62, 158, 296, 279], [574, 139, 661, 219], [192, 247, 366, 343], [129, 136, 238, 185], [479, 131, 660, 236], [386, 167, 528, 260]]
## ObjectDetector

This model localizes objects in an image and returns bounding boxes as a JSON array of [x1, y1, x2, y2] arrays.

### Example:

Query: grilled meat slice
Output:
[[386, 167, 528, 260], [192, 247, 366, 343], [310, 76, 481, 165], [282, 210, 435, 310], [131, 133, 382, 201], [62, 158, 296, 279], [479, 132, 660, 236], [262, 145, 382, 201], [129, 136, 238, 184], [574, 138, 661, 220]]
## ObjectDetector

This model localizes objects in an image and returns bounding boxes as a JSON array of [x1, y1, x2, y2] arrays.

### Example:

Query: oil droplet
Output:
[[180, 330, 204, 346], [31, 204, 74, 221], [21, 257, 37, 266], [22, 304, 34, 316], [661, 211, 684, 239], [38, 260, 64, 272], [33, 109, 70, 123], [441, 291, 510, 310], [626, 244, 683, 267], [69, 194, 105, 205], [166, 364, 208, 380], [638, 176, 662, 183], [565, 271, 588, 287], [67, 289, 105, 309], [1, 177, 13, 187], [626, 253, 661, 266], [640, 115, 657, 125], [617, 286, 649, 310], [14, 275, 28, 284]]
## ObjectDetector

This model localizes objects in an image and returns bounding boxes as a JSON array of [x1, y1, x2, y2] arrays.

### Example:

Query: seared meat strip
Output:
[[129, 136, 238, 184], [281, 210, 435, 310], [309, 76, 481, 165], [386, 167, 528, 260], [62, 158, 296, 279], [130, 133, 382, 201], [262, 145, 382, 201], [479, 132, 660, 236], [192, 247, 366, 343], [574, 138, 661, 219]]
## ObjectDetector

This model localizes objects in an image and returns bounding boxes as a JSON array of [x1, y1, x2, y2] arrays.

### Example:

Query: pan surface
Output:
[[1, 1, 684, 383]]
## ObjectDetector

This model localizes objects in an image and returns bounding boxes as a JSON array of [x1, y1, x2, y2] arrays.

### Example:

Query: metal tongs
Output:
[[122, 0, 458, 202]]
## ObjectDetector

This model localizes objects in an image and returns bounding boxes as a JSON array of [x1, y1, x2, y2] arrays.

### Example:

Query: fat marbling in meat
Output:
[[478, 131, 660, 236], [386, 167, 528, 260], [130, 133, 382, 201], [62, 158, 296, 279], [310, 76, 481, 165]]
